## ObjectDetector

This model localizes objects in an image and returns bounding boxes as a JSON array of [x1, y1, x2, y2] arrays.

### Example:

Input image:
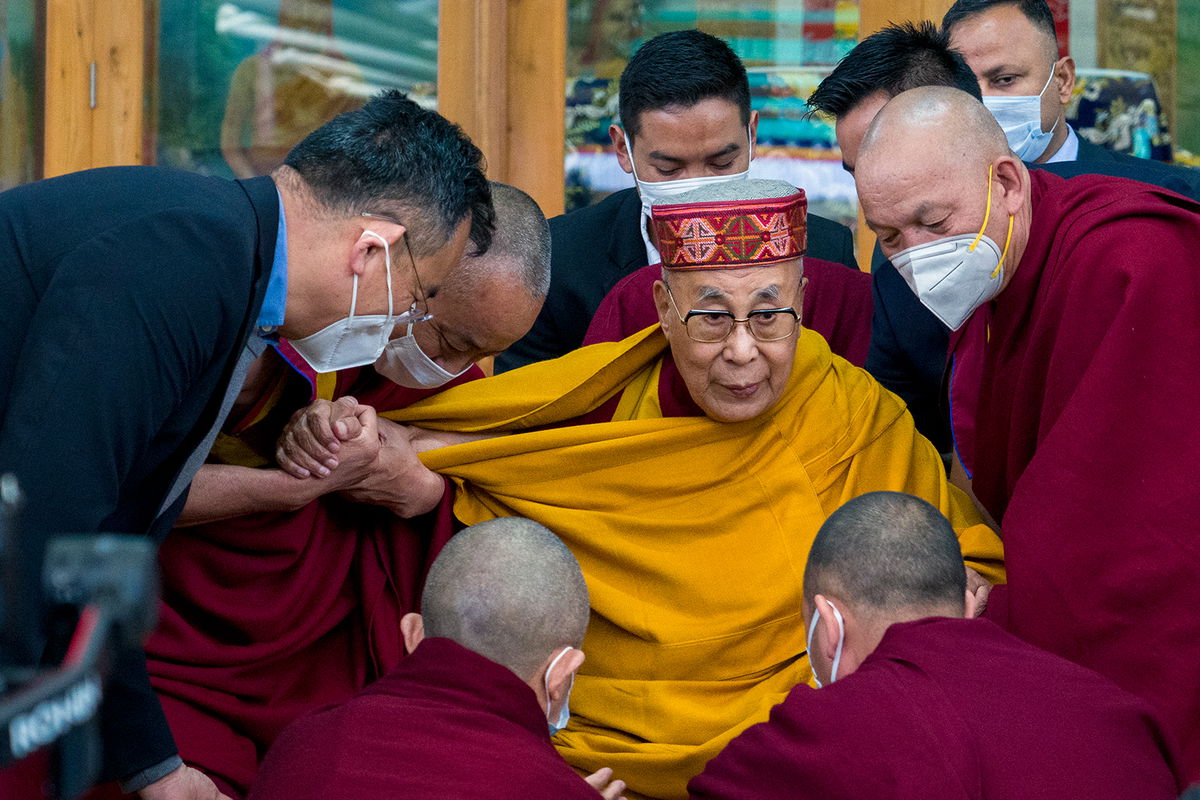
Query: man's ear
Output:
[[351, 226, 395, 279], [964, 588, 981, 620], [748, 109, 760, 159], [796, 271, 808, 324], [1053, 56, 1076, 106], [993, 156, 1027, 218], [546, 647, 585, 705], [814, 594, 841, 663], [400, 612, 425, 655], [611, 124, 633, 174], [653, 279, 673, 335]]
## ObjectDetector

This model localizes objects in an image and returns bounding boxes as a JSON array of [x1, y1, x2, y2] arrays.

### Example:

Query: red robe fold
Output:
[[689, 617, 1183, 800], [583, 258, 873, 366], [145, 346, 480, 797], [250, 637, 598, 800], [949, 170, 1200, 779]]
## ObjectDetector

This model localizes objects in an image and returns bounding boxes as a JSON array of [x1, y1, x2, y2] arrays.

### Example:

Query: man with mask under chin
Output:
[[0, 90, 491, 799], [142, 183, 553, 800], [854, 86, 1200, 783], [496, 29, 862, 372]]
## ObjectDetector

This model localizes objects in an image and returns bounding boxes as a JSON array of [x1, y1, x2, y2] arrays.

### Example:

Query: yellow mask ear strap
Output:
[[992, 213, 1015, 279], [969, 163, 995, 252]]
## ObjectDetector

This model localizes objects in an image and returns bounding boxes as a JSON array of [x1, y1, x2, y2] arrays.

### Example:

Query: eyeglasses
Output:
[[664, 281, 799, 343], [361, 211, 433, 323]]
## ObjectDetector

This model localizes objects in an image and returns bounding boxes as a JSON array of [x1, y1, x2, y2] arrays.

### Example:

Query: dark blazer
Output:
[[497, 187, 858, 371], [0, 166, 278, 782], [866, 135, 1200, 452]]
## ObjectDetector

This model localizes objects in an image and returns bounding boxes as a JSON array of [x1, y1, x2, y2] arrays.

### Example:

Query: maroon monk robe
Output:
[[947, 169, 1200, 780], [583, 258, 874, 366], [144, 346, 480, 797], [689, 617, 1183, 800], [250, 637, 599, 800]]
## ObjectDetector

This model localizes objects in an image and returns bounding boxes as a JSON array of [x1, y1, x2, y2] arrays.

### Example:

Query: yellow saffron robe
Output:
[[384, 326, 1005, 800]]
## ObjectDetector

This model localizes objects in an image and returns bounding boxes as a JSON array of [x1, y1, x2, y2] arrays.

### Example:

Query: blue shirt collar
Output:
[[256, 189, 289, 333]]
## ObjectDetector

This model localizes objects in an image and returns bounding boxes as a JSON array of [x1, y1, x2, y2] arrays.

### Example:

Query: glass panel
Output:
[[0, 0, 41, 190], [1067, 0, 1197, 164], [156, 0, 438, 177], [565, 0, 860, 228]]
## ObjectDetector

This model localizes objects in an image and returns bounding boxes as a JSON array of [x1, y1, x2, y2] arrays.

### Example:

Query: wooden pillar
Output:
[[852, 0, 954, 268], [438, 0, 566, 218], [44, 0, 147, 177]]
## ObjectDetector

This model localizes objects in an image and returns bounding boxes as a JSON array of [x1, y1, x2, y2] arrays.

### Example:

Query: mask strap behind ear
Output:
[[969, 163, 995, 253], [623, 130, 644, 185]]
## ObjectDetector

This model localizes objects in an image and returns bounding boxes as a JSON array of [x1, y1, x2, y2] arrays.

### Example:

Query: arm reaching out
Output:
[[175, 464, 326, 526]]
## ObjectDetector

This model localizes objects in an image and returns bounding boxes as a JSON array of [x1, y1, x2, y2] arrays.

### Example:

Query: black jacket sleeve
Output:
[[864, 253, 953, 453]]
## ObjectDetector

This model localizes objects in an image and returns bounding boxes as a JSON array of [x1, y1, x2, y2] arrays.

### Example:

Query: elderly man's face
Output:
[[612, 98, 756, 182], [857, 145, 996, 260], [388, 261, 542, 381], [652, 262, 804, 422]]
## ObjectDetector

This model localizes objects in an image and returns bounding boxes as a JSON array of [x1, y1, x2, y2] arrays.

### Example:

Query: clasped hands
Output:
[[274, 396, 446, 518]]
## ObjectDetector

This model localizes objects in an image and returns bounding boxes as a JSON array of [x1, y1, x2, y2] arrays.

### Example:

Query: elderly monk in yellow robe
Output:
[[279, 179, 1005, 800]]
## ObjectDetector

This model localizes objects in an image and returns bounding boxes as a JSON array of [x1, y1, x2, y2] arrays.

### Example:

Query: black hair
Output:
[[618, 30, 750, 140], [943, 0, 1058, 45], [284, 89, 494, 257], [804, 492, 967, 612], [807, 21, 981, 118]]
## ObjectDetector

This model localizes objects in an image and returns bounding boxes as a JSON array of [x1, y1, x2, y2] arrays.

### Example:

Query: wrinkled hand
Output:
[[338, 418, 446, 518], [584, 767, 628, 800], [276, 396, 367, 479], [966, 567, 991, 617], [138, 765, 233, 800]]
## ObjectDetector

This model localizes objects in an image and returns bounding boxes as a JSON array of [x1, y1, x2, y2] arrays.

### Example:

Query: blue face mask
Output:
[[982, 63, 1061, 162], [545, 646, 575, 736]]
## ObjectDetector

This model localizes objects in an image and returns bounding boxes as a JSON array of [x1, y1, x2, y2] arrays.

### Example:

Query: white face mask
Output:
[[806, 600, 845, 688], [291, 231, 422, 373], [373, 311, 470, 389], [625, 125, 754, 264], [889, 166, 1015, 331], [983, 63, 1061, 162], [545, 646, 575, 736]]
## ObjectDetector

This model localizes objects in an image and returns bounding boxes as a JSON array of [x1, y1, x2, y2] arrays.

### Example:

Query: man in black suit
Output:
[[0, 91, 492, 799], [808, 17, 1199, 454], [497, 30, 858, 372]]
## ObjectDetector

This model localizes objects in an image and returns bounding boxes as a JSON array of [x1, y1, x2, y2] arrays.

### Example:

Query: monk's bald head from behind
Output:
[[804, 491, 967, 619], [418, 517, 590, 682]]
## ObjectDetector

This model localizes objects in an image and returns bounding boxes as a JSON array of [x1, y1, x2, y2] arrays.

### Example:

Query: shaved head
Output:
[[452, 182, 550, 299], [858, 85, 1010, 172], [420, 517, 590, 682], [804, 492, 966, 616]]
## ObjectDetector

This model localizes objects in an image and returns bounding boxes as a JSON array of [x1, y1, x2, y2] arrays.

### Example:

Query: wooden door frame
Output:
[[43, 0, 149, 177]]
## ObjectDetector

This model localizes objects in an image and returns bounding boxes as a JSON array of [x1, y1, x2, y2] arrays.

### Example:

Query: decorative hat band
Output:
[[651, 191, 807, 270]]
